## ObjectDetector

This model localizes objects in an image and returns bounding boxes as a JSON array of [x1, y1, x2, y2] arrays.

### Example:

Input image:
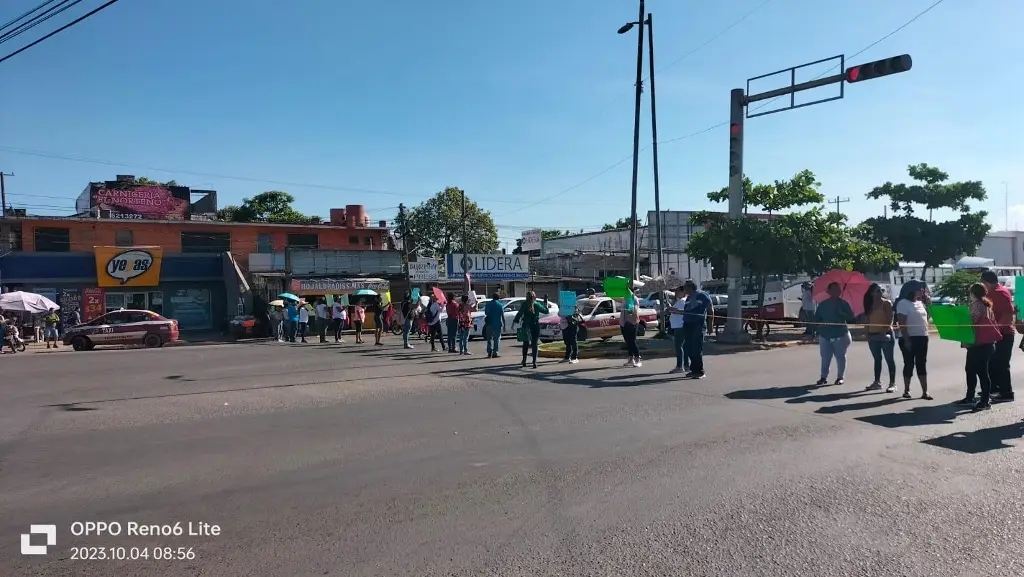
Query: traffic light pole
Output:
[[722, 89, 748, 343], [717, 53, 912, 344]]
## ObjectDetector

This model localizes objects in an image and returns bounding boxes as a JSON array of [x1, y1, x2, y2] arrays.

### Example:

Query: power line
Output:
[[0, 145, 583, 207], [608, 0, 776, 107], [0, 0, 83, 46], [0, 0, 61, 33], [504, 0, 947, 215], [0, 0, 123, 66], [662, 0, 947, 140]]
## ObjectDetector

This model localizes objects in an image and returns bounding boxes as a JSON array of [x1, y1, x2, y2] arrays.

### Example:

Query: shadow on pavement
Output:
[[432, 362, 678, 389], [855, 403, 968, 428], [785, 390, 872, 405], [815, 396, 906, 414], [922, 421, 1024, 454], [724, 384, 821, 401]]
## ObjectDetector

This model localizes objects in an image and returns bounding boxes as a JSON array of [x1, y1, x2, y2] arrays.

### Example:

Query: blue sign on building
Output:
[[445, 253, 529, 280]]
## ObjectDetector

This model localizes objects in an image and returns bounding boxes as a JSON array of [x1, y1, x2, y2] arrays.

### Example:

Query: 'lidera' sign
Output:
[[445, 254, 529, 280]]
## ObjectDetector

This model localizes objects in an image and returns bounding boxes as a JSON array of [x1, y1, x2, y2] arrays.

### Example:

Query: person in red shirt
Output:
[[981, 271, 1015, 402]]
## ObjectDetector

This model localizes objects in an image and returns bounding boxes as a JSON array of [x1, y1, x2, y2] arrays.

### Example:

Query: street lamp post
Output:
[[620, 5, 666, 334], [618, 0, 645, 286]]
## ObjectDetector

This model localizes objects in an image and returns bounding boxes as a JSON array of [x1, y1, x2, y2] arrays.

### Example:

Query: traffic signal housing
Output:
[[728, 123, 741, 178], [845, 54, 912, 83]]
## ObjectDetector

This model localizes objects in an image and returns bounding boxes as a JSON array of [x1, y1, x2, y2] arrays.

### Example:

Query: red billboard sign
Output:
[[82, 287, 105, 322], [91, 183, 190, 220]]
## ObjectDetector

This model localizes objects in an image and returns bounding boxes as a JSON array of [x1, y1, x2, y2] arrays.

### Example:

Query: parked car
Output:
[[475, 297, 560, 340], [566, 297, 657, 341], [63, 309, 179, 351]]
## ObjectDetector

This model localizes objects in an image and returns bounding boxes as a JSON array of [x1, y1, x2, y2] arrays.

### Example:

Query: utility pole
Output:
[[645, 12, 666, 336], [0, 172, 12, 216], [398, 203, 411, 287], [829, 195, 850, 215], [461, 189, 469, 295], [624, 0, 645, 286], [720, 53, 913, 344]]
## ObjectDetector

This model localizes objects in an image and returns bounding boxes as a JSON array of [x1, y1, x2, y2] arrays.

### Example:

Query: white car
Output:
[[438, 299, 491, 338], [473, 297, 560, 340]]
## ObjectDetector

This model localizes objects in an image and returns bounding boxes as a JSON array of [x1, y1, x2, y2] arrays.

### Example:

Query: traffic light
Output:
[[728, 123, 741, 178], [845, 54, 912, 83]]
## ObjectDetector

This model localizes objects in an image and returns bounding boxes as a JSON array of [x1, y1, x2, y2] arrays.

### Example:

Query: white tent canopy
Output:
[[0, 291, 60, 314], [955, 256, 995, 270]]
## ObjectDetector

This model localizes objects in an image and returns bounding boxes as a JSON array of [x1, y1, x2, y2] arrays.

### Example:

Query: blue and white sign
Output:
[[445, 253, 529, 280]]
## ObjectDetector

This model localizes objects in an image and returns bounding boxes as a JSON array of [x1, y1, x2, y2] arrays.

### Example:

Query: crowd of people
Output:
[[263, 275, 1022, 411], [269, 297, 393, 346], [814, 271, 1016, 411]]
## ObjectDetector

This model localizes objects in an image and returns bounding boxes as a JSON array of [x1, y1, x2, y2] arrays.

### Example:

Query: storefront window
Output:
[[168, 288, 212, 331]]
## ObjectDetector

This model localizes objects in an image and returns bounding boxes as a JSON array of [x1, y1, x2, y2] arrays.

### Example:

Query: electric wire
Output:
[[499, 0, 949, 216], [0, 0, 60, 33], [0, 0, 83, 46], [0, 0, 123, 66]]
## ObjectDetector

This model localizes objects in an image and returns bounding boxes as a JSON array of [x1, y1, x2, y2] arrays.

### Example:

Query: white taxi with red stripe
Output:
[[540, 297, 656, 341]]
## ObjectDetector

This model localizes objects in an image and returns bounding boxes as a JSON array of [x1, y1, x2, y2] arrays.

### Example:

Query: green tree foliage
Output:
[[134, 177, 178, 187], [602, 217, 640, 231], [933, 270, 980, 303], [400, 187, 499, 257], [216, 190, 315, 224], [856, 163, 990, 268], [686, 170, 901, 330]]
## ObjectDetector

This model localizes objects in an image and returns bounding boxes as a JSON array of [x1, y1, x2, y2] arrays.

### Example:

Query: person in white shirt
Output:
[[297, 303, 310, 343], [331, 299, 347, 343], [668, 294, 689, 373], [895, 281, 932, 400]]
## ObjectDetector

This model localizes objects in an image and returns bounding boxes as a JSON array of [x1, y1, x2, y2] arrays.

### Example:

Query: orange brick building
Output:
[[9, 208, 390, 272]]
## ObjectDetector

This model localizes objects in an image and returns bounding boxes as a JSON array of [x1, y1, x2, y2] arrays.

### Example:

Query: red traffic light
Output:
[[729, 123, 740, 136], [844, 54, 912, 83]]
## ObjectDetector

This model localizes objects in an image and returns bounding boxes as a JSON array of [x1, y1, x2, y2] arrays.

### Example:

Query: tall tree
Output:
[[217, 190, 315, 224], [400, 187, 499, 257], [856, 163, 989, 268], [686, 170, 900, 336]]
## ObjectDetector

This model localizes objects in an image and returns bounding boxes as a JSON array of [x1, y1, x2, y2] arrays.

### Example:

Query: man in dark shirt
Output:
[[680, 280, 712, 379]]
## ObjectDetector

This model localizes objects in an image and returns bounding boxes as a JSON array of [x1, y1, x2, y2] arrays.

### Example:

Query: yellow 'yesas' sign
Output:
[[94, 246, 164, 287]]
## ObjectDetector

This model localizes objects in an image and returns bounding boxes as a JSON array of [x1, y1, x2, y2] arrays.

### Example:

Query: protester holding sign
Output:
[[513, 291, 548, 369], [980, 271, 1015, 402], [960, 283, 1003, 411]]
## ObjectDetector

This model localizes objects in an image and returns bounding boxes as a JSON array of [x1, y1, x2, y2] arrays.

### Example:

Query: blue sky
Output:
[[0, 0, 1020, 251]]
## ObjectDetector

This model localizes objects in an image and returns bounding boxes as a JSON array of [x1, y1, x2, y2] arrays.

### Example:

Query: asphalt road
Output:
[[1, 336, 1023, 576]]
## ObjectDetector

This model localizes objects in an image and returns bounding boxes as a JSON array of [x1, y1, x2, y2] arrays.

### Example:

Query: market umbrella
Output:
[[269, 299, 284, 307], [353, 289, 377, 296], [813, 270, 871, 317], [0, 291, 60, 314], [278, 292, 300, 302]]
